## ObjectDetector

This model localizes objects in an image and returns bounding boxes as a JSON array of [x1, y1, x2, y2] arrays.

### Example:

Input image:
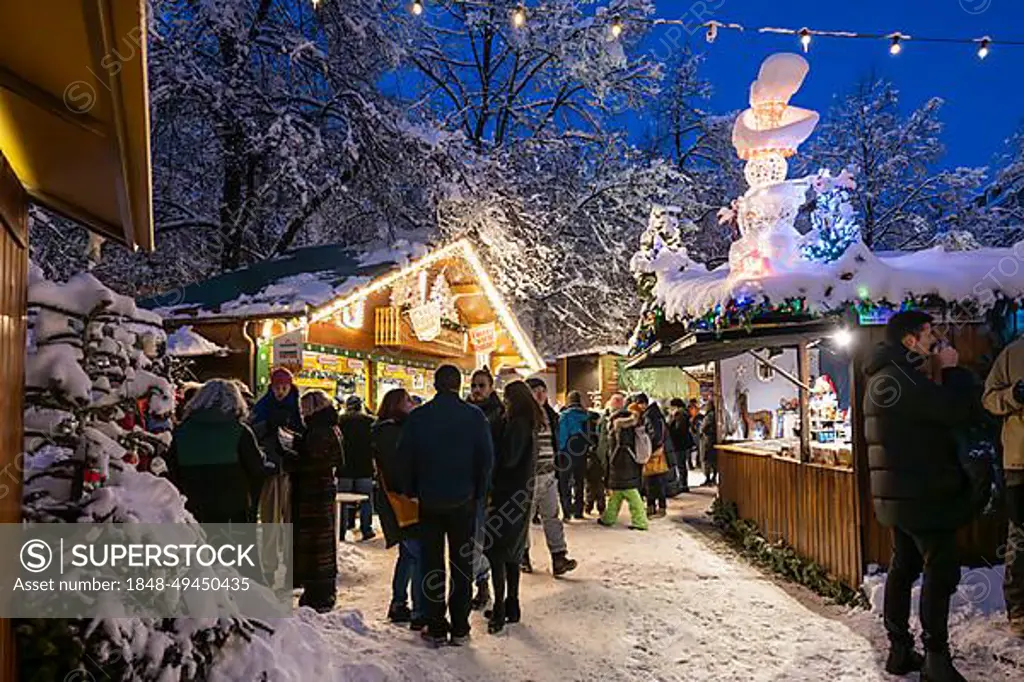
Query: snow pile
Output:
[[210, 609, 461, 682], [166, 325, 228, 357], [862, 567, 1024, 670], [643, 238, 1024, 324]]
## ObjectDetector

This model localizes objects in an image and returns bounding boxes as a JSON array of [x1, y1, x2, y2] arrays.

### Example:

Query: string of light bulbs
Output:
[[362, 1, 1024, 60]]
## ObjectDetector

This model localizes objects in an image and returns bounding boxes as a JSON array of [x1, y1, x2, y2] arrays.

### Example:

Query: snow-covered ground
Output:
[[212, 476, 1020, 681]]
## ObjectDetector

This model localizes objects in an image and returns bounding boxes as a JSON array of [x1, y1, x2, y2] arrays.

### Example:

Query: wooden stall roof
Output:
[[626, 318, 842, 370], [0, 1, 153, 251], [143, 239, 545, 372]]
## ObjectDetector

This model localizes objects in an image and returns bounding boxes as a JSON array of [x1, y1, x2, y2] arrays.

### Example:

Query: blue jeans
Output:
[[392, 539, 425, 619], [337, 477, 374, 538]]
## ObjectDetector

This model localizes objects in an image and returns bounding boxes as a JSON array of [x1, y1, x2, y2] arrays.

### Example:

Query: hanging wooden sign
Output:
[[408, 301, 442, 342], [468, 322, 496, 352], [273, 329, 305, 370]]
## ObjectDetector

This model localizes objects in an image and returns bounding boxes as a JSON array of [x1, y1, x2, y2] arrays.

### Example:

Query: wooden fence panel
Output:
[[717, 446, 864, 589]]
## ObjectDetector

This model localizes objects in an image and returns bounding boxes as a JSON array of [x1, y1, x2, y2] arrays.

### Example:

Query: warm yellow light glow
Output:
[[889, 36, 902, 55], [411, 0, 423, 15], [610, 16, 623, 39], [308, 239, 545, 372], [799, 29, 811, 53], [977, 38, 990, 59], [512, 6, 526, 28]]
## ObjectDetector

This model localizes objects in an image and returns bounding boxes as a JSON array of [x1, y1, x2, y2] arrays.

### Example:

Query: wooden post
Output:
[[797, 341, 811, 462], [713, 360, 725, 442], [0, 152, 27, 682]]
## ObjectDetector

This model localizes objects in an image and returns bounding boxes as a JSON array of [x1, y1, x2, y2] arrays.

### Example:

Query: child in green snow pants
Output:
[[600, 489, 648, 530]]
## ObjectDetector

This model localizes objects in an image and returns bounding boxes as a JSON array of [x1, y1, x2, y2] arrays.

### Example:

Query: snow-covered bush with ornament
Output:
[[18, 264, 268, 682]]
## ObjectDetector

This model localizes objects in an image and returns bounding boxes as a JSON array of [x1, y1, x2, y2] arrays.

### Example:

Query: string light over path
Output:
[[350, 0, 1024, 60]]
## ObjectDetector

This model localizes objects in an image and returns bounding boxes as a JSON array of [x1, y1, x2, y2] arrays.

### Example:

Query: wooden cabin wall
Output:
[[0, 153, 26, 682], [853, 322, 1008, 571]]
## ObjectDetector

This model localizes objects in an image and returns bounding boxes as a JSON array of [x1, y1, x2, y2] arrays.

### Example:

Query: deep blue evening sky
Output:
[[640, 0, 1024, 169]]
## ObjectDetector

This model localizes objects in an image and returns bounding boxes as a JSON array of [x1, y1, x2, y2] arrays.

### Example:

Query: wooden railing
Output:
[[717, 444, 863, 589]]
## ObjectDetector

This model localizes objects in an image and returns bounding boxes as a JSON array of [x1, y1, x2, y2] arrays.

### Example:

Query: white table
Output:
[[335, 491, 371, 542]]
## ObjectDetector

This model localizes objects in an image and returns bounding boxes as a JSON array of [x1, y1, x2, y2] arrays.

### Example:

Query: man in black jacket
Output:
[[337, 395, 376, 542], [863, 310, 976, 682], [398, 365, 494, 646]]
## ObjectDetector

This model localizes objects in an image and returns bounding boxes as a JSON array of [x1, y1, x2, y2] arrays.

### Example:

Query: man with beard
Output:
[[467, 368, 504, 611], [863, 311, 978, 681]]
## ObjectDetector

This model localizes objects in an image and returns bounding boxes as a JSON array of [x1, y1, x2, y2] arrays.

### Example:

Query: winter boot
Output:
[[487, 602, 506, 634], [505, 598, 521, 624], [884, 641, 923, 675], [421, 628, 448, 648], [387, 602, 412, 624], [409, 616, 430, 632], [521, 553, 533, 574], [551, 552, 578, 577], [471, 579, 491, 611], [360, 529, 377, 542], [921, 649, 967, 682], [597, 518, 613, 527]]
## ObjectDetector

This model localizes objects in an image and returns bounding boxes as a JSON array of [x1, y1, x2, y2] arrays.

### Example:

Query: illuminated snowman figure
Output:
[[728, 53, 819, 280]]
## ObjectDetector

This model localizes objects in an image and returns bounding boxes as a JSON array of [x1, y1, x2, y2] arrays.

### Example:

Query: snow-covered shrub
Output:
[[18, 266, 266, 681]]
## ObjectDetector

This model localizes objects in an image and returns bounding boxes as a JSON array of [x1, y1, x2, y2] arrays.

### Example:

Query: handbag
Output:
[[381, 478, 419, 528], [643, 446, 669, 477]]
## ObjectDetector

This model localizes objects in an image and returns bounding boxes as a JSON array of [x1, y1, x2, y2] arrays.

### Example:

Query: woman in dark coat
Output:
[[485, 380, 542, 634], [371, 388, 425, 627], [292, 390, 344, 612], [167, 379, 267, 524]]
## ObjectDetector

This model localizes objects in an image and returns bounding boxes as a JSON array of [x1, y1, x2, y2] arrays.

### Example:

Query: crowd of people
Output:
[[161, 362, 716, 643]]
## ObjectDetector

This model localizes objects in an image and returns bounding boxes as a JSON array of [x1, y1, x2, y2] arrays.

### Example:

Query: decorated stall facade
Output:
[[147, 239, 544, 409], [629, 53, 1011, 590]]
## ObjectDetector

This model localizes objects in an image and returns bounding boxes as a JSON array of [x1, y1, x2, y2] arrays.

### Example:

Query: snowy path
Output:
[[322, 488, 890, 681], [212, 479, 1019, 681]]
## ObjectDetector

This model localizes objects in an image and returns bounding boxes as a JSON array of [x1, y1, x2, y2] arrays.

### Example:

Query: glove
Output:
[[1013, 380, 1024, 405]]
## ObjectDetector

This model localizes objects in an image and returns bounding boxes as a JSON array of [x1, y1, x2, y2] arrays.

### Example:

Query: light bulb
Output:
[[832, 328, 853, 349], [512, 6, 526, 28], [311, 0, 320, 8], [889, 36, 902, 55], [411, 0, 423, 15], [977, 38, 990, 59], [706, 22, 718, 44], [610, 15, 623, 39], [799, 29, 811, 53]]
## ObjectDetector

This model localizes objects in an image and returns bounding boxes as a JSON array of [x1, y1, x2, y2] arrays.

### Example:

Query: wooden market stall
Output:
[[145, 239, 545, 408], [629, 306, 1008, 590], [0, 3, 155, 678]]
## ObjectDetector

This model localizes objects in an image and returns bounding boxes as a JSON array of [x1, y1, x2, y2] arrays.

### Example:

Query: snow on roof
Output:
[[553, 344, 630, 359], [649, 239, 1024, 323], [143, 240, 428, 320], [166, 325, 228, 357]]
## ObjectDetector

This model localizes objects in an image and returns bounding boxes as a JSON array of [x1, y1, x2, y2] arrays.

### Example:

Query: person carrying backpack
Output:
[[598, 401, 649, 530], [558, 391, 593, 520]]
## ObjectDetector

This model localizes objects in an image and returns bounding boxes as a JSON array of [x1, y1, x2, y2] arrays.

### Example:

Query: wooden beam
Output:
[[744, 350, 812, 391], [0, 65, 108, 137], [450, 284, 483, 297], [797, 341, 811, 463]]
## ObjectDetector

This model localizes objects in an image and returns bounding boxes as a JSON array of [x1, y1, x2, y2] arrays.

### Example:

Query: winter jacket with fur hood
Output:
[[607, 409, 643, 491]]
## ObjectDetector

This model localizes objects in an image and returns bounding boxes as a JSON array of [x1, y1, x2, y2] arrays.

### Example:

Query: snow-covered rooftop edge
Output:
[[166, 326, 228, 357], [640, 239, 1024, 324], [153, 240, 429, 321]]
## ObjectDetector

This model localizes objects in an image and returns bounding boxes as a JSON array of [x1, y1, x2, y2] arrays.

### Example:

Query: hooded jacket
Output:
[[558, 405, 593, 457], [607, 409, 644, 490], [863, 342, 979, 531], [470, 391, 505, 451], [982, 336, 1024, 471]]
